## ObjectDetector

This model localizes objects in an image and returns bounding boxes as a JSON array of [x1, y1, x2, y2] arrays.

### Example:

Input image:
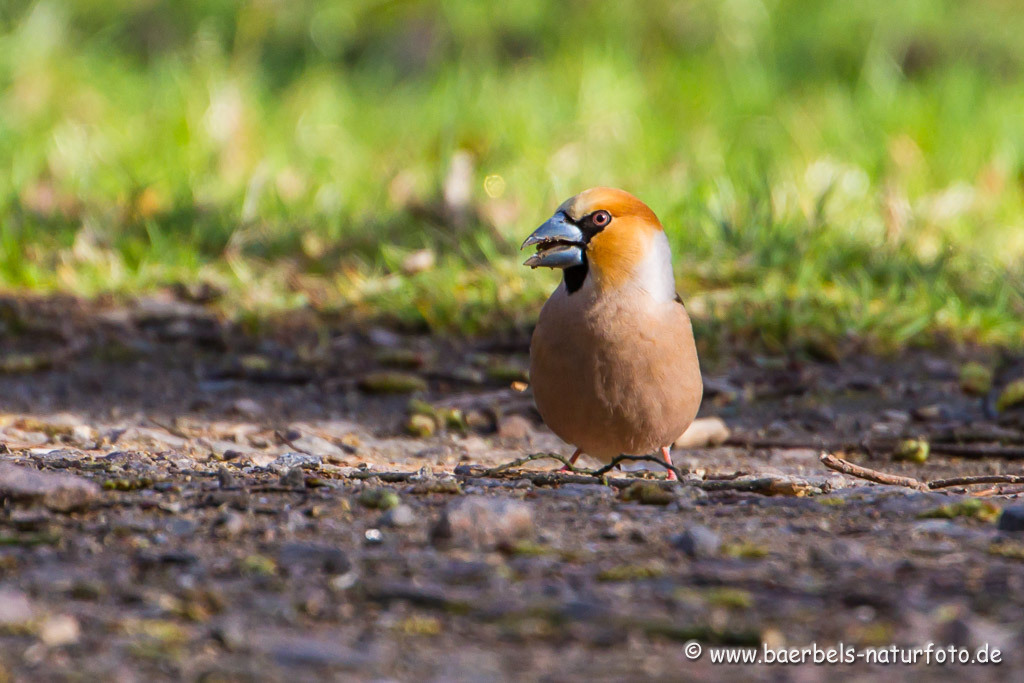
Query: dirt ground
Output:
[[1, 294, 1024, 682]]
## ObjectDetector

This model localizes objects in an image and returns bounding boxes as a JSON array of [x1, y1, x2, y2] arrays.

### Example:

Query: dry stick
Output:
[[820, 452, 1024, 491], [733, 435, 1024, 461], [340, 454, 1024, 495], [147, 417, 191, 440], [482, 452, 684, 482], [338, 462, 801, 495], [346, 470, 419, 483], [482, 453, 577, 476], [590, 454, 686, 482], [819, 452, 928, 491], [470, 466, 792, 494], [502, 470, 645, 489], [927, 474, 1024, 490], [275, 430, 313, 455]]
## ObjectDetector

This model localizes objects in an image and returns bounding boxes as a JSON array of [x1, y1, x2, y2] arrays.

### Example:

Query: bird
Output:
[[522, 187, 702, 480]]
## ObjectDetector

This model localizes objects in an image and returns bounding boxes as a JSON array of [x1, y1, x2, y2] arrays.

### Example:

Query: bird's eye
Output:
[[592, 210, 611, 227]]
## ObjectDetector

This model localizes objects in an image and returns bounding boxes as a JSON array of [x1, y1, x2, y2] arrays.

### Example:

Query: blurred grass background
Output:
[[2, 0, 1024, 352]]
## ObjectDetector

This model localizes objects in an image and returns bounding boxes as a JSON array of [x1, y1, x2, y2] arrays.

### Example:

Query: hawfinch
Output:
[[523, 188, 703, 480]]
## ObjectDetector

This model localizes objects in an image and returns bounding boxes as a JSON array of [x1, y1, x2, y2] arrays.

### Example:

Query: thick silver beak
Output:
[[521, 212, 585, 269]]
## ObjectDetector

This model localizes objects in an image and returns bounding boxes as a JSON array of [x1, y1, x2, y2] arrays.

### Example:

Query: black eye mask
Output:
[[563, 211, 609, 294]]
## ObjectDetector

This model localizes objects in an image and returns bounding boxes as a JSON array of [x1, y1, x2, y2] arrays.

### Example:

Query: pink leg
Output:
[[560, 448, 583, 471], [661, 446, 678, 481]]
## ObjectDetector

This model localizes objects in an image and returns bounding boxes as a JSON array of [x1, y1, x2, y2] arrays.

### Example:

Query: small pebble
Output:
[[671, 525, 722, 558], [277, 543, 351, 574], [431, 496, 534, 549], [38, 615, 80, 647], [230, 398, 264, 419], [674, 417, 731, 448], [998, 505, 1024, 532], [280, 466, 306, 488], [215, 511, 245, 537], [600, 512, 626, 539], [628, 528, 649, 544], [380, 504, 417, 528], [217, 468, 237, 488], [267, 453, 322, 474]]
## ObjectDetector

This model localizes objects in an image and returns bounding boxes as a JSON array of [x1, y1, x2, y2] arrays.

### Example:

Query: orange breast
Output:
[[529, 286, 703, 461]]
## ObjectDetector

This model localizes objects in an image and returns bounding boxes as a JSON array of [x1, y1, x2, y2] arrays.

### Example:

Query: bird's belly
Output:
[[530, 313, 701, 461]]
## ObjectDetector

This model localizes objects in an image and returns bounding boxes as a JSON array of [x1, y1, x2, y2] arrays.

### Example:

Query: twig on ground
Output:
[[334, 461, 819, 496], [275, 430, 313, 455], [473, 454, 816, 495], [926, 474, 1024, 490], [482, 453, 578, 477], [590, 454, 686, 481], [482, 452, 685, 482], [466, 466, 792, 493], [148, 417, 191, 440], [819, 452, 928, 491], [704, 471, 748, 481], [820, 452, 1024, 491], [501, 471, 627, 487], [698, 477, 809, 494], [731, 433, 1024, 461], [345, 470, 418, 483]]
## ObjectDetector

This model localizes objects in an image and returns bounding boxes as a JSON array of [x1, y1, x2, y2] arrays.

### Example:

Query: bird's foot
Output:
[[560, 448, 583, 472], [661, 446, 678, 481]]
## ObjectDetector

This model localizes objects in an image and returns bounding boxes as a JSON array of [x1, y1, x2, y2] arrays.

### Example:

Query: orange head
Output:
[[522, 188, 674, 297]]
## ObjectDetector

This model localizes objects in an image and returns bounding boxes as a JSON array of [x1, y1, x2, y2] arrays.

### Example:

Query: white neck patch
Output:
[[632, 230, 677, 302]]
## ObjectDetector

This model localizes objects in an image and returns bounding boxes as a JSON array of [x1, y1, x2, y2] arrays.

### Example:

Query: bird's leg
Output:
[[661, 446, 677, 481], [560, 448, 583, 472]]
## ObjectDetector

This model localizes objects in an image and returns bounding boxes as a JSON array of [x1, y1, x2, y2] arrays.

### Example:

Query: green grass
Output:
[[2, 0, 1024, 350]]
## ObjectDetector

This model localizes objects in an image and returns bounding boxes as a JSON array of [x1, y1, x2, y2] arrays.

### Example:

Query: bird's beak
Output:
[[521, 212, 585, 269]]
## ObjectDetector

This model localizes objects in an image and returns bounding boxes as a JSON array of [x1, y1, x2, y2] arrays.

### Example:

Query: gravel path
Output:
[[1, 295, 1023, 681]]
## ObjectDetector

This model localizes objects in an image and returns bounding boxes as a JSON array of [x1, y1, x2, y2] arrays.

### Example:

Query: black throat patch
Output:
[[557, 210, 607, 295], [564, 254, 588, 294]]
